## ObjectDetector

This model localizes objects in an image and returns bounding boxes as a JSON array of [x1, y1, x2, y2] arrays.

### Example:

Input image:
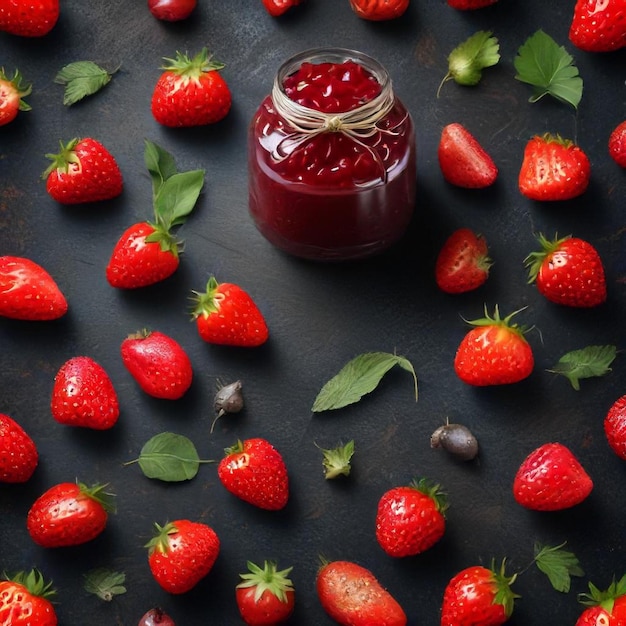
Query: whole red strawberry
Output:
[[518, 133, 590, 201], [192, 276, 269, 347], [151, 48, 232, 127], [0, 67, 31, 126], [375, 478, 447, 558], [51, 356, 120, 430], [513, 442, 593, 511], [349, 0, 409, 20], [27, 481, 115, 547], [435, 228, 491, 294], [0, 0, 59, 36], [438, 123, 498, 188], [447, 0, 498, 8], [605, 395, 626, 460], [0, 569, 57, 625], [317, 560, 407, 625], [0, 255, 68, 320], [609, 120, 626, 167], [454, 306, 534, 386], [262, 0, 301, 16], [236, 560, 295, 625], [121, 329, 193, 400], [441, 561, 517, 626], [576, 574, 626, 626], [525, 234, 607, 307], [0, 413, 38, 483], [43, 138, 123, 204], [146, 519, 220, 594], [569, 0, 626, 52], [218, 438, 289, 510]]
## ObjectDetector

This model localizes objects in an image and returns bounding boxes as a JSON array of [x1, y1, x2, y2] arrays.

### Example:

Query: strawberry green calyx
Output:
[[237, 560, 294, 603], [578, 574, 626, 613], [42, 138, 81, 178], [145, 521, 179, 555], [191, 276, 223, 318], [1, 67, 32, 111], [524, 233, 571, 284], [224, 439, 246, 457], [79, 482, 117, 513], [318, 440, 355, 479], [3, 569, 56, 600], [490, 559, 520, 618], [464, 305, 530, 337], [160, 48, 225, 80], [409, 477, 449, 515]]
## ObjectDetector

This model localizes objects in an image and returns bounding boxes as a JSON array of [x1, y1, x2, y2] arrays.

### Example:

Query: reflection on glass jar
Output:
[[248, 48, 416, 261]]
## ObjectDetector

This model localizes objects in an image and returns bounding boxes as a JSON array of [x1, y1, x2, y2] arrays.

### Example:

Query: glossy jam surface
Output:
[[249, 54, 416, 261]]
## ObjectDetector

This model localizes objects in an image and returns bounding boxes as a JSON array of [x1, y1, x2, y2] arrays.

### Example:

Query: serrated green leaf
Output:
[[514, 30, 583, 109], [439, 30, 500, 95], [54, 61, 116, 106], [83, 568, 126, 601], [534, 542, 584, 593], [548, 345, 617, 391], [311, 352, 418, 412]]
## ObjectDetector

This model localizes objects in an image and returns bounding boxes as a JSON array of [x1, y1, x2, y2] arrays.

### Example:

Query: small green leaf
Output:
[[311, 352, 418, 412], [548, 345, 617, 391], [84, 568, 126, 601], [154, 169, 205, 228], [514, 30, 583, 109], [144, 139, 179, 199], [534, 542, 584, 593], [438, 30, 500, 96], [125, 432, 213, 482], [54, 61, 117, 106]]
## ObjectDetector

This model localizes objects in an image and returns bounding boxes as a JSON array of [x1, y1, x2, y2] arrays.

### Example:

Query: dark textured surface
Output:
[[1, 1, 625, 624]]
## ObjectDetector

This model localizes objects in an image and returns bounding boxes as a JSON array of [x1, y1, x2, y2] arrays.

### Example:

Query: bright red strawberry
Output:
[[316, 560, 407, 626], [569, 0, 626, 52], [0, 67, 31, 126], [236, 560, 295, 625], [0, 0, 59, 36], [375, 478, 447, 558], [51, 356, 120, 430], [576, 574, 626, 626], [438, 123, 498, 188], [518, 133, 590, 201], [605, 395, 626, 460], [217, 438, 288, 510], [262, 0, 301, 16], [146, 519, 220, 594], [121, 329, 193, 400], [0, 413, 38, 483], [192, 277, 269, 347], [525, 234, 607, 307], [0, 255, 67, 320], [513, 442, 593, 511], [0, 569, 57, 625], [349, 0, 409, 20], [43, 138, 123, 204], [454, 306, 534, 386], [151, 48, 232, 127], [609, 120, 626, 167], [441, 561, 518, 626], [27, 481, 115, 547], [148, 0, 197, 21], [435, 228, 491, 294], [446, 0, 498, 8]]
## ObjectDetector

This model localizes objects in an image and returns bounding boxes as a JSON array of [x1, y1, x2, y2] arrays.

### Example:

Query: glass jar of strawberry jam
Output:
[[248, 48, 416, 261]]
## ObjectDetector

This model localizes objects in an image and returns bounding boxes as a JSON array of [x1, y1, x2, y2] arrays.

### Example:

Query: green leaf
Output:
[[83, 568, 126, 601], [311, 352, 418, 412], [534, 542, 584, 593], [438, 30, 500, 96], [317, 440, 355, 479], [548, 345, 617, 391], [154, 169, 205, 228], [125, 432, 213, 482], [144, 139, 179, 200], [514, 30, 583, 109], [54, 61, 117, 106]]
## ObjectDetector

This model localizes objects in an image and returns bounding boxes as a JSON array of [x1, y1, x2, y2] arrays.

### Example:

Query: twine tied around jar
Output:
[[270, 78, 407, 184]]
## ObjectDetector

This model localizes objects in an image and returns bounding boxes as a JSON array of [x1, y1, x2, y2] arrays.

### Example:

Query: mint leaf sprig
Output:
[[54, 61, 118, 106], [548, 345, 617, 390]]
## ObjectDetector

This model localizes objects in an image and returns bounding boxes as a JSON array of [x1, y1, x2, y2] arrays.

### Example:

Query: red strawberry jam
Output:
[[248, 48, 416, 261]]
